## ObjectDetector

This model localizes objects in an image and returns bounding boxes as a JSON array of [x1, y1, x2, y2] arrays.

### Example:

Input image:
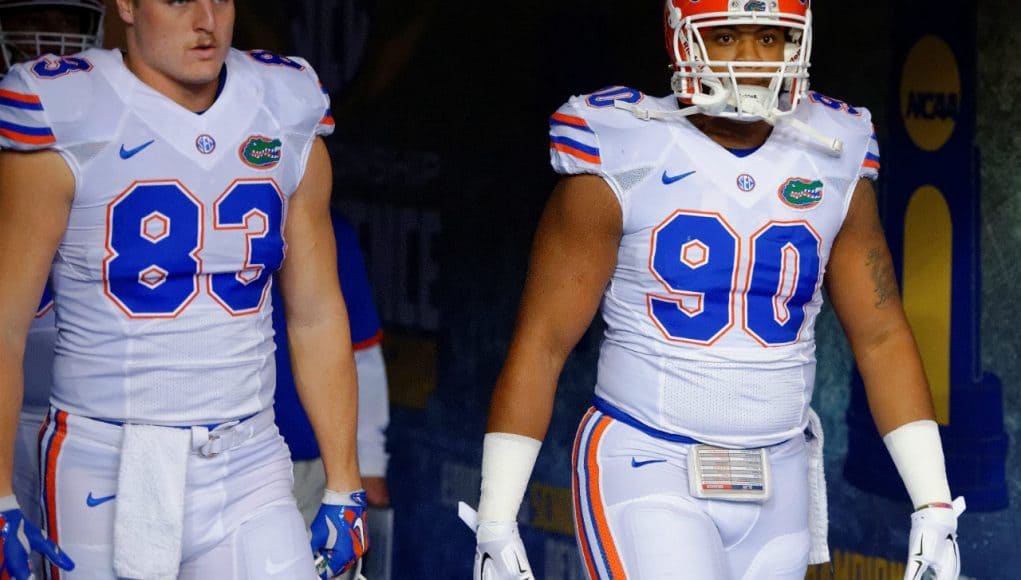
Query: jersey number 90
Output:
[[103, 179, 284, 318], [648, 211, 822, 347]]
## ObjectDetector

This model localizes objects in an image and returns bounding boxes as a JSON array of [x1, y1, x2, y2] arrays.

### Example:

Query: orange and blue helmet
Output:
[[663, 0, 812, 121]]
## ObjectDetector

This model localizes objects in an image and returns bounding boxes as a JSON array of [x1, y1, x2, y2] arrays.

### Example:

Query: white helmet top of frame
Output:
[[0, 0, 105, 78], [664, 0, 812, 122]]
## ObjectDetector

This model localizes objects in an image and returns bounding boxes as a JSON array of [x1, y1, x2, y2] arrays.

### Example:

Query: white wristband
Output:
[[323, 489, 366, 506], [0, 494, 18, 511], [883, 420, 952, 509], [477, 432, 541, 523]]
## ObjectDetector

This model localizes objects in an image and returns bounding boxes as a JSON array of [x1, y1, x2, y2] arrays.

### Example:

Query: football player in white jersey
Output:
[[462, 1, 965, 579], [0, 2, 104, 577], [0, 1, 366, 578]]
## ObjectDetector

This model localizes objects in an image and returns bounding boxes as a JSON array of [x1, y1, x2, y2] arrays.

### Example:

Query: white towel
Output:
[[805, 408, 830, 565], [113, 424, 190, 580]]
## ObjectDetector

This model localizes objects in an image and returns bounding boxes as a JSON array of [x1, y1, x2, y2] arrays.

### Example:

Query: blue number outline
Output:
[[103, 180, 204, 319], [246, 50, 306, 71], [807, 91, 862, 117], [742, 220, 823, 347], [30, 56, 93, 79], [646, 210, 741, 346], [36, 283, 54, 318], [646, 214, 824, 347], [586, 86, 644, 109], [207, 179, 285, 315], [103, 178, 284, 319]]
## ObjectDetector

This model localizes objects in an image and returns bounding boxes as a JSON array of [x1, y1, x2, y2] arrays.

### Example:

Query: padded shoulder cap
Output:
[[242, 49, 334, 138], [0, 50, 105, 151], [798, 91, 880, 181]]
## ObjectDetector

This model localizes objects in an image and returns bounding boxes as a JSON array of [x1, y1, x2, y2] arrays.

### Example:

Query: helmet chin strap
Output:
[[613, 79, 844, 156]]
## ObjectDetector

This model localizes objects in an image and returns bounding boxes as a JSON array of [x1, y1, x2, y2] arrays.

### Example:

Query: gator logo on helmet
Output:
[[744, 1, 767, 11], [239, 136, 282, 169], [778, 178, 824, 209]]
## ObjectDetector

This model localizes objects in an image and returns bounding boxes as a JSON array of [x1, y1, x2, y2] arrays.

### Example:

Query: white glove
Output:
[[903, 496, 965, 580], [459, 502, 535, 580]]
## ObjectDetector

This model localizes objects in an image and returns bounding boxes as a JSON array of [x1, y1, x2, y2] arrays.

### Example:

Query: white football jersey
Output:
[[0, 48, 334, 425], [22, 287, 57, 414], [550, 87, 880, 448]]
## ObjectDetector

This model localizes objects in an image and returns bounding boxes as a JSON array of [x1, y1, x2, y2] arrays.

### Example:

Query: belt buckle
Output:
[[194, 419, 240, 457]]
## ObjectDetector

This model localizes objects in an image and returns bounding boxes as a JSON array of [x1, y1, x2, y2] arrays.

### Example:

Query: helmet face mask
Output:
[[0, 0, 104, 78], [664, 0, 812, 121]]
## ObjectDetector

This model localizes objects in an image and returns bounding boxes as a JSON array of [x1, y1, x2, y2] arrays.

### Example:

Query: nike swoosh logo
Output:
[[86, 492, 116, 507], [119, 139, 155, 159], [631, 457, 668, 468], [662, 170, 696, 184], [353, 517, 366, 550]]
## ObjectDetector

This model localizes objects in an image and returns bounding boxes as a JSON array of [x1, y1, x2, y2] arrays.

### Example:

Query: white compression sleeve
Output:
[[477, 432, 541, 523], [882, 419, 952, 508], [354, 344, 390, 477]]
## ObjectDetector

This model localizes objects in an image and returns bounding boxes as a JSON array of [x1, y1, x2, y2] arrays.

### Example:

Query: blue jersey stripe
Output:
[[0, 95, 44, 110], [550, 135, 599, 157], [0, 119, 54, 137], [550, 118, 595, 134], [580, 415, 614, 577], [865, 152, 880, 162]]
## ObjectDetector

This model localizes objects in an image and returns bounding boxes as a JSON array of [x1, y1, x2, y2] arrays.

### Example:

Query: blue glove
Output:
[[310, 489, 368, 579], [1, 496, 74, 580]]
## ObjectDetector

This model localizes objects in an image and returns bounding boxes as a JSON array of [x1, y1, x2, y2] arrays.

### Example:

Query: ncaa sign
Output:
[[900, 35, 961, 151]]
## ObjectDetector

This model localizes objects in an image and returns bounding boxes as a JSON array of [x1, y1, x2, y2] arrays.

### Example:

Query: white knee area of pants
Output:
[[613, 495, 728, 579], [180, 501, 312, 579], [737, 529, 811, 580]]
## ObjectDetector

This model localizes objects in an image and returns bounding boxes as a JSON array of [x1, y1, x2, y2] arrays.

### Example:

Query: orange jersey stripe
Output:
[[0, 127, 55, 145], [572, 409, 601, 580], [45, 411, 68, 580], [320, 115, 335, 126], [585, 416, 626, 578], [551, 142, 600, 164], [862, 159, 880, 169], [353, 329, 383, 351], [0, 89, 42, 105], [550, 112, 589, 129]]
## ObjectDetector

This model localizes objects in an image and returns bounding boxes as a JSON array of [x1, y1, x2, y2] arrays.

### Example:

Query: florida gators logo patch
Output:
[[744, 1, 767, 11], [778, 178, 824, 209], [239, 136, 282, 169]]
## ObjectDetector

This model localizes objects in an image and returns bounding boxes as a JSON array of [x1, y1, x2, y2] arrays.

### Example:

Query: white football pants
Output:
[[37, 407, 316, 579], [572, 407, 811, 580]]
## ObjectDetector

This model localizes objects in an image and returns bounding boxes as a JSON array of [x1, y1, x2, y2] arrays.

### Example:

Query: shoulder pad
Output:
[[242, 50, 334, 138], [548, 86, 654, 176], [0, 51, 104, 151], [797, 92, 880, 180]]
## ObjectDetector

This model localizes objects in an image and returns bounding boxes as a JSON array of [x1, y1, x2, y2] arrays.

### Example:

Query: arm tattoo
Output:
[[866, 248, 898, 307]]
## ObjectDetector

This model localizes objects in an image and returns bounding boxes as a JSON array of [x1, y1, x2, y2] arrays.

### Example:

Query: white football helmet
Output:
[[0, 0, 104, 78], [663, 0, 812, 121]]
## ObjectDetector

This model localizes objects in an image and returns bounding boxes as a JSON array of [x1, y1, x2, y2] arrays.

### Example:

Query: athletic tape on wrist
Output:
[[882, 419, 952, 509], [477, 432, 541, 523], [0, 494, 18, 511], [323, 488, 366, 506]]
